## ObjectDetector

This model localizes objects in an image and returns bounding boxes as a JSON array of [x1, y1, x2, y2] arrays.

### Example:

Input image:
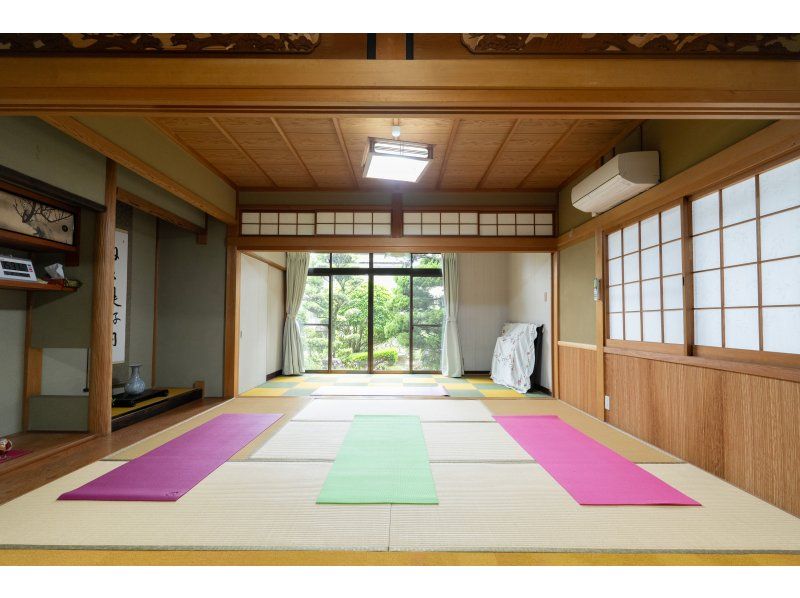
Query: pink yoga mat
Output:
[[494, 415, 699, 506], [59, 413, 281, 502]]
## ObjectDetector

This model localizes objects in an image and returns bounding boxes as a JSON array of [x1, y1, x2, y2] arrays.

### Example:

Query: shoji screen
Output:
[[690, 156, 800, 355], [607, 204, 684, 344]]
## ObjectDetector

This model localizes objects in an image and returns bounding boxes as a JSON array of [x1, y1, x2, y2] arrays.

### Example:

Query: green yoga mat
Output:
[[316, 415, 438, 504]]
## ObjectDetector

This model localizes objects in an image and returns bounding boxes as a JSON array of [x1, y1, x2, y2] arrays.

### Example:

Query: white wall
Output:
[[509, 253, 553, 391], [457, 253, 510, 371], [237, 253, 285, 394]]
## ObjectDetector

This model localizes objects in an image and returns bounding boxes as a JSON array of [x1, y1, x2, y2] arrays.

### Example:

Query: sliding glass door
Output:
[[299, 253, 442, 373]]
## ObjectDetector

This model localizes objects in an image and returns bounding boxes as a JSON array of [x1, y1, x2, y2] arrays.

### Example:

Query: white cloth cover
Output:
[[490, 322, 539, 393], [282, 252, 310, 375], [440, 253, 464, 378]]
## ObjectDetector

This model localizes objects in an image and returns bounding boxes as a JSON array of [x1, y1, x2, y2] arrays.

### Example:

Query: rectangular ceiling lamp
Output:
[[363, 137, 433, 183]]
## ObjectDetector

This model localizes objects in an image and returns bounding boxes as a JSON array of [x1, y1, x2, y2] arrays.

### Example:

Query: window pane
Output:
[[332, 253, 369, 268], [372, 253, 411, 268], [763, 306, 800, 354], [760, 208, 800, 261], [662, 275, 683, 309], [608, 285, 623, 313], [694, 270, 721, 308], [692, 193, 719, 234], [723, 220, 757, 266], [695, 309, 722, 347], [661, 205, 682, 242], [663, 310, 684, 344], [759, 158, 800, 216], [624, 312, 641, 341], [607, 230, 622, 259], [332, 274, 369, 371], [608, 257, 622, 286], [724, 308, 760, 350], [661, 240, 682, 276], [413, 326, 442, 371], [724, 264, 758, 307], [641, 246, 660, 279], [640, 215, 660, 249], [609, 313, 623, 340], [722, 177, 756, 226], [412, 253, 443, 268], [692, 231, 720, 271], [641, 279, 661, 311], [373, 275, 410, 371], [624, 282, 641, 311], [412, 276, 444, 325], [642, 311, 662, 343], [309, 253, 330, 268], [761, 257, 800, 306], [623, 253, 640, 282], [302, 325, 329, 370], [623, 223, 639, 254]]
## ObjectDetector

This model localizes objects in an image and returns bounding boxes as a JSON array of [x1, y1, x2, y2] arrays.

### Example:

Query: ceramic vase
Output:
[[125, 364, 146, 395]]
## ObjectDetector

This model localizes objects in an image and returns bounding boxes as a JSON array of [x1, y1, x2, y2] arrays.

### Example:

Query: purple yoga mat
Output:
[[494, 415, 700, 506], [59, 413, 282, 502]]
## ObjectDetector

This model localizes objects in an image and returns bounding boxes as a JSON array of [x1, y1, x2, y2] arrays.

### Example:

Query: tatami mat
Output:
[[483, 400, 678, 463], [251, 421, 533, 463], [388, 463, 800, 553], [293, 399, 494, 422], [107, 397, 312, 461], [0, 461, 389, 551]]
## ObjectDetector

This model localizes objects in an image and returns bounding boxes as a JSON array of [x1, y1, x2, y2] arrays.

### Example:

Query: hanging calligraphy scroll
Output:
[[112, 229, 128, 364]]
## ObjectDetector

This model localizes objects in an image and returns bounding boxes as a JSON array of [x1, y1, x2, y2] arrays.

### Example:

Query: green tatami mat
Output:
[[316, 415, 438, 505]]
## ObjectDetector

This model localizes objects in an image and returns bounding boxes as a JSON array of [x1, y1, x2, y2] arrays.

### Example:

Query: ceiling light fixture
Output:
[[362, 137, 434, 183], [391, 124, 401, 139]]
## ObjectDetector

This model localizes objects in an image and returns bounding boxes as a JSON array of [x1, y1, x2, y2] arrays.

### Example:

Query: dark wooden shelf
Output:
[[0, 279, 76, 292]]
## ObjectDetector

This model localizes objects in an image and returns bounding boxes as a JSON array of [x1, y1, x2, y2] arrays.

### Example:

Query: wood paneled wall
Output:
[[557, 343, 601, 419], [605, 352, 800, 517]]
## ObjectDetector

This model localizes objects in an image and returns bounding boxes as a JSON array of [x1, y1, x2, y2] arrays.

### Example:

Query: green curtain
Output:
[[282, 252, 310, 375], [440, 253, 464, 377]]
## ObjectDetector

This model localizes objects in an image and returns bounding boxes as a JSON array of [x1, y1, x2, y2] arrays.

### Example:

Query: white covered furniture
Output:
[[490, 322, 540, 394]]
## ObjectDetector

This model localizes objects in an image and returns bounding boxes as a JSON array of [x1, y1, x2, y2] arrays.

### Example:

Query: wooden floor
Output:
[[0, 397, 227, 506]]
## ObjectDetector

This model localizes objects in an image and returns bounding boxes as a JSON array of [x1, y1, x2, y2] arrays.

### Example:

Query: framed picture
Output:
[[0, 180, 78, 249]]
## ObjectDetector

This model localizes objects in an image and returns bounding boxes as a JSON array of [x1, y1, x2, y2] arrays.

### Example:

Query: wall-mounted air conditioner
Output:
[[571, 151, 660, 214]]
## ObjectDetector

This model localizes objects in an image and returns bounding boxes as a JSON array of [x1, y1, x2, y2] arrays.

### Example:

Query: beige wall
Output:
[[0, 290, 27, 435], [458, 253, 510, 371], [509, 253, 552, 390], [118, 167, 206, 229], [559, 238, 596, 345], [155, 218, 227, 396]]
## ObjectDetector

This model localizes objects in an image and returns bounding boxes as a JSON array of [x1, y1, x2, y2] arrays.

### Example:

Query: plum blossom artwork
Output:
[[0, 189, 75, 245]]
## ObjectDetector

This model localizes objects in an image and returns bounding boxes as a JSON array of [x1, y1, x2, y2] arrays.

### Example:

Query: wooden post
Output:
[[87, 158, 117, 436], [594, 228, 606, 421], [223, 237, 241, 398], [391, 193, 403, 238]]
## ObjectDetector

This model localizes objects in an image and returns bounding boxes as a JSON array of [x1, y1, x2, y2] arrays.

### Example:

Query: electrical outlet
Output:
[[604, 395, 611, 410]]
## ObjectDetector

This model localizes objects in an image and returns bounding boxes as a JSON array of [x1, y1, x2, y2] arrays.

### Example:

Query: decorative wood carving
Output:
[[461, 33, 800, 57], [0, 33, 320, 55]]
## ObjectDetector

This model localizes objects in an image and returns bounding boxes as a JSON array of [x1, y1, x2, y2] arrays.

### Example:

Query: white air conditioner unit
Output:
[[571, 151, 660, 214]]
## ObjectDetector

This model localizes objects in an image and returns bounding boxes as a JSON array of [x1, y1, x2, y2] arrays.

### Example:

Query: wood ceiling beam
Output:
[[436, 118, 461, 190], [41, 115, 236, 224], [270, 116, 319, 188], [332, 117, 360, 189], [517, 121, 580, 189], [477, 118, 521, 189], [2, 58, 798, 117], [146, 117, 238, 188], [209, 117, 277, 187]]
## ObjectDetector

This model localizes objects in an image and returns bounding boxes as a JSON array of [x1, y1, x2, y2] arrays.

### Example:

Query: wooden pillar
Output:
[[551, 251, 560, 399], [88, 158, 117, 436], [594, 228, 606, 421], [391, 192, 403, 238]]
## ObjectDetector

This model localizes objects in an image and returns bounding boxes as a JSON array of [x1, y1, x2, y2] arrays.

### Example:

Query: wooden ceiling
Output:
[[150, 116, 639, 192]]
